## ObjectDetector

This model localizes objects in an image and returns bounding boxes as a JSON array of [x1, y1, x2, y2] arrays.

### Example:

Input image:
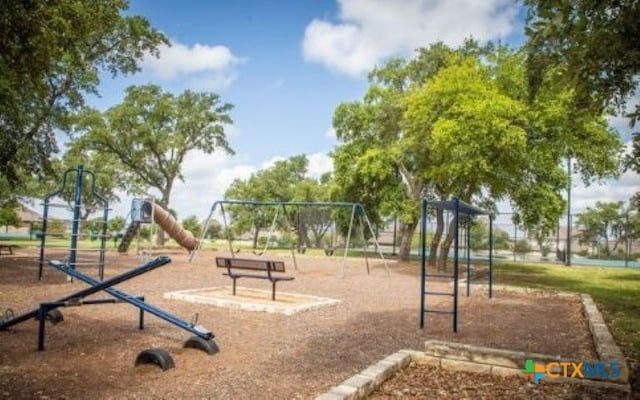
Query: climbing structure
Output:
[[38, 165, 109, 280], [419, 197, 494, 333]]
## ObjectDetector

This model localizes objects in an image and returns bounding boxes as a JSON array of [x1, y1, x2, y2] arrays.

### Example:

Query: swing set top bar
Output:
[[430, 199, 493, 217], [212, 200, 367, 209]]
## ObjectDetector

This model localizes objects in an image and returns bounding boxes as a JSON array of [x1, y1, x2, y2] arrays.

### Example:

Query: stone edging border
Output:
[[314, 290, 631, 400]]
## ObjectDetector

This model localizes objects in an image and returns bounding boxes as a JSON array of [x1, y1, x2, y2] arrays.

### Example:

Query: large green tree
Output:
[[525, 0, 640, 204], [72, 84, 234, 244], [224, 155, 332, 250], [332, 43, 470, 262], [332, 43, 622, 263], [0, 202, 20, 233], [404, 54, 532, 267], [576, 201, 639, 256], [0, 0, 167, 197], [22, 149, 126, 221], [525, 0, 640, 120]]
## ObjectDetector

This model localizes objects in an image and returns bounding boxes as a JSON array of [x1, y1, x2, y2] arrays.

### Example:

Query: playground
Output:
[[0, 247, 603, 399]]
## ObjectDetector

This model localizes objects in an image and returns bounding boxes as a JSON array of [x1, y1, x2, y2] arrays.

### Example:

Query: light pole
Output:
[[625, 210, 630, 268], [566, 156, 572, 266]]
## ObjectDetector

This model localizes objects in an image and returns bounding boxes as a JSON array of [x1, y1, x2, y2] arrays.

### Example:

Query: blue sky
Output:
[[83, 0, 637, 220]]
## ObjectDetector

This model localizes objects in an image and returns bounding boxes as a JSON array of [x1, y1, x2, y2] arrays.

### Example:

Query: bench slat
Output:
[[222, 272, 294, 282], [216, 257, 293, 301], [215, 257, 286, 273]]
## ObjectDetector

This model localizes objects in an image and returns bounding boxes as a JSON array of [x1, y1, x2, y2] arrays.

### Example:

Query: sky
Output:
[[78, 0, 638, 221]]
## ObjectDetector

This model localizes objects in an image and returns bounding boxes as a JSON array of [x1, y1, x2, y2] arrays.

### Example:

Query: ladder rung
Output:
[[423, 309, 454, 315], [425, 274, 454, 279], [424, 291, 454, 296]]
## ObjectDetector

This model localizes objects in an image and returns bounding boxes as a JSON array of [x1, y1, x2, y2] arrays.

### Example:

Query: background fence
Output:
[[377, 212, 640, 268]]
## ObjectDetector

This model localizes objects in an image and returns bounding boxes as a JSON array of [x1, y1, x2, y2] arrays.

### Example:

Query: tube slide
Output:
[[152, 203, 198, 252]]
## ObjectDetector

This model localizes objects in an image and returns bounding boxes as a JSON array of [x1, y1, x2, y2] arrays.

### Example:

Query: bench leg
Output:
[[272, 282, 276, 301], [232, 278, 237, 296]]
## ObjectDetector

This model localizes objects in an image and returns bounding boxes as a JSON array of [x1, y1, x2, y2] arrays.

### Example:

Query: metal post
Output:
[[37, 305, 47, 351], [392, 217, 397, 256], [99, 203, 109, 280], [38, 199, 50, 280], [625, 212, 630, 268], [453, 198, 459, 333], [342, 205, 357, 278], [566, 156, 572, 266], [513, 224, 517, 262], [39, 170, 72, 280], [556, 220, 560, 262], [69, 165, 84, 270], [466, 219, 471, 297], [419, 199, 428, 329], [138, 297, 145, 330], [359, 205, 390, 276], [283, 204, 298, 270], [489, 215, 494, 299], [220, 203, 235, 257]]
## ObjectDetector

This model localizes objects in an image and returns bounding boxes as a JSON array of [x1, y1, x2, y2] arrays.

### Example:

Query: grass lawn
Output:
[[493, 262, 640, 388]]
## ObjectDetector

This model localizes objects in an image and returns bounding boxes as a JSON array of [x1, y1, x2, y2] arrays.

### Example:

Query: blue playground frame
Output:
[[419, 197, 494, 333]]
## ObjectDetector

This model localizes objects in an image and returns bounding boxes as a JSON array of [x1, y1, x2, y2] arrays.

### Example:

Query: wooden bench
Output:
[[0, 244, 16, 255], [215, 257, 294, 301]]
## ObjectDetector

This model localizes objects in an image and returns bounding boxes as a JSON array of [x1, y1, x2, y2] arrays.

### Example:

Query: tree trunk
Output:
[[437, 217, 457, 271], [398, 221, 418, 261], [155, 190, 172, 246], [252, 224, 260, 250], [428, 208, 444, 268], [299, 222, 312, 248]]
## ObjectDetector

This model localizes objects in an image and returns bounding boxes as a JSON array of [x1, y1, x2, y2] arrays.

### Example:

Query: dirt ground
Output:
[[0, 248, 598, 399]]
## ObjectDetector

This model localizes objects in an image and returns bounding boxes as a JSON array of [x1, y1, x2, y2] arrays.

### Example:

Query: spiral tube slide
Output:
[[152, 203, 198, 252]]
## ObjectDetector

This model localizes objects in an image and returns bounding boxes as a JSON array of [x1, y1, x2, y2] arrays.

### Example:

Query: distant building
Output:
[[3, 204, 42, 235]]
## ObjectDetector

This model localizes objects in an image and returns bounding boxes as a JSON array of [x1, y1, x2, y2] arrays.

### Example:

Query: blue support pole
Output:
[[466, 219, 471, 297], [38, 199, 50, 280], [453, 198, 459, 333], [489, 215, 494, 299], [419, 199, 428, 329], [69, 165, 84, 269], [38, 170, 71, 280]]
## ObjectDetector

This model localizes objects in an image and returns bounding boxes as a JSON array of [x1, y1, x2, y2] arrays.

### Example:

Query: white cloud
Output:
[[160, 152, 332, 221], [260, 156, 286, 170], [302, 0, 519, 77], [571, 141, 639, 212], [258, 153, 333, 179], [170, 150, 254, 219], [607, 91, 639, 141], [307, 152, 333, 178], [143, 40, 244, 90]]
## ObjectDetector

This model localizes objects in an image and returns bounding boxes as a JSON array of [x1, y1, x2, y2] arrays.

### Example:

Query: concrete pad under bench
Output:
[[164, 286, 341, 315]]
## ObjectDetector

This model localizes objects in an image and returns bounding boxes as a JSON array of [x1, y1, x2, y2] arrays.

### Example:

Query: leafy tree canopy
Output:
[[332, 41, 622, 261], [0, 0, 167, 196], [525, 0, 640, 120], [576, 201, 639, 255], [71, 84, 234, 244], [525, 0, 640, 204], [224, 154, 333, 249]]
